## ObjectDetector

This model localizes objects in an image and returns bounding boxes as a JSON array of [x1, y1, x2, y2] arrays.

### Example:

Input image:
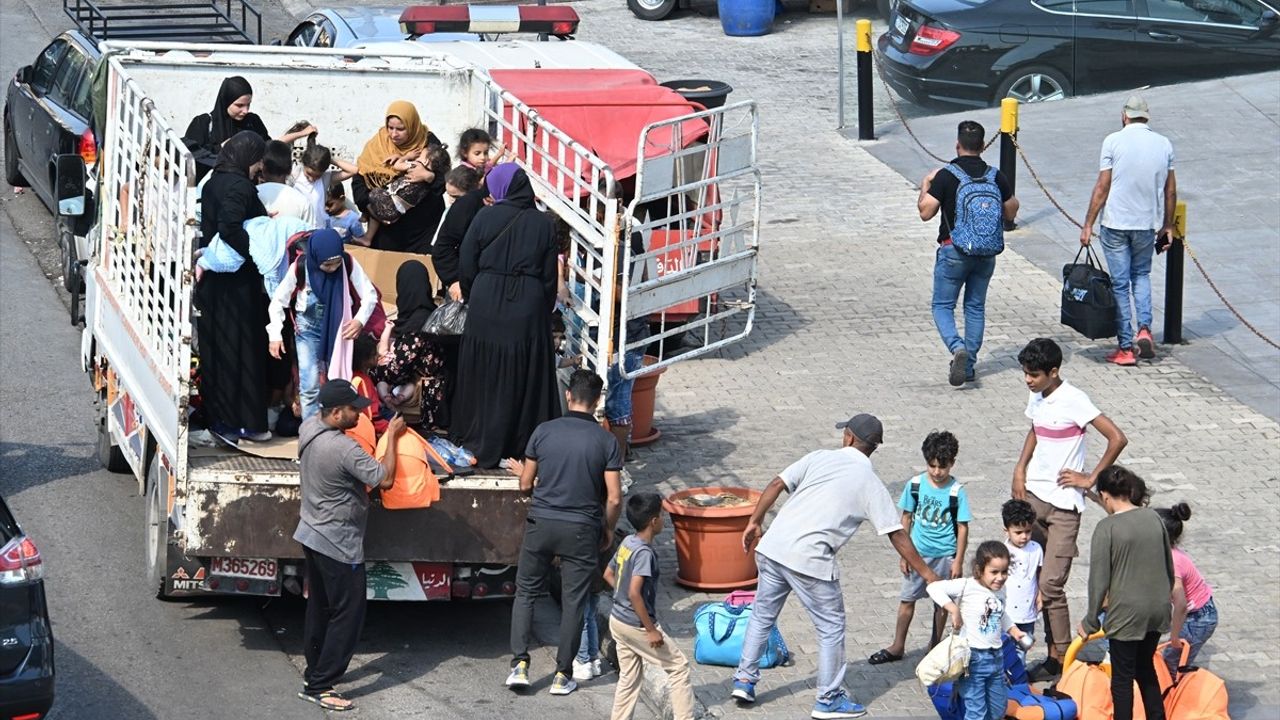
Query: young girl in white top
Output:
[[927, 541, 1031, 720]]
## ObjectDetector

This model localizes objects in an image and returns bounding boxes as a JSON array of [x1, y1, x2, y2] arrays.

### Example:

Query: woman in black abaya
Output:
[[183, 75, 313, 182], [197, 131, 271, 441], [452, 164, 560, 468]]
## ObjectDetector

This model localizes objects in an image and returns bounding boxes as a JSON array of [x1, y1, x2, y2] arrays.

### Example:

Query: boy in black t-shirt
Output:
[[604, 493, 695, 720]]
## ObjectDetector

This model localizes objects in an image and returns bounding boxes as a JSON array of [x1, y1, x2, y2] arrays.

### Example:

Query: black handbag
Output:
[[1061, 246, 1117, 340]]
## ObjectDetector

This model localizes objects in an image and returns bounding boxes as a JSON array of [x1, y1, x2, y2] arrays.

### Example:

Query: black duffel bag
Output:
[[1061, 246, 1117, 340]]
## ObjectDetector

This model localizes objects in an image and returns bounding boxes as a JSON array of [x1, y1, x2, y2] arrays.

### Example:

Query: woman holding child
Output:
[[351, 101, 447, 255], [197, 131, 271, 442], [452, 164, 561, 469]]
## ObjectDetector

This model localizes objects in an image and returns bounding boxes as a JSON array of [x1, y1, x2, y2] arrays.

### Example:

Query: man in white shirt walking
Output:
[[1079, 95, 1177, 366], [730, 413, 940, 719]]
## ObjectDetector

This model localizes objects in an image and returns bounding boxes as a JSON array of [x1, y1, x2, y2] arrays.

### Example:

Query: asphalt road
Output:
[[0, 1, 615, 718]]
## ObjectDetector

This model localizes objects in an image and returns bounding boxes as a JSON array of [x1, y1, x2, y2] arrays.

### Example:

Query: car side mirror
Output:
[[56, 154, 87, 216], [15, 65, 31, 84]]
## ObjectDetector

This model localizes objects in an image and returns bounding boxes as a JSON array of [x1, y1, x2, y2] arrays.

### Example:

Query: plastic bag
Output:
[[423, 301, 467, 336], [916, 632, 969, 687], [428, 435, 476, 467]]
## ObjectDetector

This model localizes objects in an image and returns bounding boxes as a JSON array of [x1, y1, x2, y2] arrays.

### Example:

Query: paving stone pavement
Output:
[[278, 2, 1278, 716], [557, 3, 1280, 718]]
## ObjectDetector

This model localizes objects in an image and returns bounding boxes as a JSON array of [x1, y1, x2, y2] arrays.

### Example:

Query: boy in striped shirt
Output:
[[1011, 337, 1127, 680]]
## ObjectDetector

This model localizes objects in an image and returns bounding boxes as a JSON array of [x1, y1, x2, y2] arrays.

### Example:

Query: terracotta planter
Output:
[[629, 355, 665, 447], [663, 486, 762, 591]]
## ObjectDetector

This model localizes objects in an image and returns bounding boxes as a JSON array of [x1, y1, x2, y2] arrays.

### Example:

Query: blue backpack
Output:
[[692, 600, 790, 669], [944, 163, 1005, 256]]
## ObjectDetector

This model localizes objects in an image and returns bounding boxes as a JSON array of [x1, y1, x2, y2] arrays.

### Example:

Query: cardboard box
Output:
[[347, 246, 439, 308]]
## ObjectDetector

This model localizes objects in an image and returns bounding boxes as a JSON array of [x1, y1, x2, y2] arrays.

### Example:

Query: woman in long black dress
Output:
[[182, 76, 313, 182], [198, 131, 271, 441], [452, 164, 560, 468]]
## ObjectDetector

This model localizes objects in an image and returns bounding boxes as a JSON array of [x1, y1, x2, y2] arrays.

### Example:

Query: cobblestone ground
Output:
[[564, 2, 1280, 718]]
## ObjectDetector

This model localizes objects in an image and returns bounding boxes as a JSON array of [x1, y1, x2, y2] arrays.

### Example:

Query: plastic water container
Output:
[[717, 0, 775, 36]]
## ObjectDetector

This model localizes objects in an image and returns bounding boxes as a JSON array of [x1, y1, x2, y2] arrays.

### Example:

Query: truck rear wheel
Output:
[[145, 460, 173, 599], [97, 399, 130, 473]]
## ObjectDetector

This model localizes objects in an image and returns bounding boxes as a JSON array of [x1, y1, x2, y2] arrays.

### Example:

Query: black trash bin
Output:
[[660, 79, 733, 110]]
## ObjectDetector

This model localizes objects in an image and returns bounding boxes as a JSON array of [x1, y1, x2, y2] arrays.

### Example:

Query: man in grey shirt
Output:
[[294, 380, 404, 712], [731, 413, 940, 720]]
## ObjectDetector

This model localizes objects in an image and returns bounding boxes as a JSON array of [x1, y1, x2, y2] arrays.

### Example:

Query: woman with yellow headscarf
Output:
[[351, 101, 447, 254]]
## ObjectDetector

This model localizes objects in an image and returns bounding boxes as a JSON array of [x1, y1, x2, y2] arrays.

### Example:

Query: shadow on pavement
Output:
[[47, 641, 159, 720], [0, 442, 99, 494]]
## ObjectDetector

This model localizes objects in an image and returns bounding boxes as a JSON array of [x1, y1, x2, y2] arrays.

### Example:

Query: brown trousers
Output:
[[609, 616, 696, 720], [1027, 493, 1082, 656]]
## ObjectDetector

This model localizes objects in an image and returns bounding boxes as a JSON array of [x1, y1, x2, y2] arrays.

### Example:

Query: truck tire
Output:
[[145, 459, 174, 599], [60, 224, 81, 292], [4, 115, 27, 187], [97, 399, 130, 473], [628, 0, 678, 21]]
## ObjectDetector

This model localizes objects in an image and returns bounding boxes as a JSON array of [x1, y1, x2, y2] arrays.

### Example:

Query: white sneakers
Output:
[[571, 657, 605, 681]]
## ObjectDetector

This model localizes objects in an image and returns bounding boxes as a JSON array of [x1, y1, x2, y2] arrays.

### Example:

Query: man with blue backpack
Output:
[[919, 121, 1020, 386]]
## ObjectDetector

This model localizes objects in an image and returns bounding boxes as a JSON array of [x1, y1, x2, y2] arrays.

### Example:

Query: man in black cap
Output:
[[729, 413, 940, 719], [295, 380, 405, 712]]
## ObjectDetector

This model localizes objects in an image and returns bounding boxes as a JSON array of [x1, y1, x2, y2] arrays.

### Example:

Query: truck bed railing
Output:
[[64, 0, 263, 45]]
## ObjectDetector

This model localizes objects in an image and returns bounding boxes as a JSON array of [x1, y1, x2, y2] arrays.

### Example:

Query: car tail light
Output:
[[78, 129, 97, 166], [12, 713, 43, 720], [399, 5, 579, 37], [472, 582, 489, 598], [0, 536, 43, 585], [909, 24, 960, 56]]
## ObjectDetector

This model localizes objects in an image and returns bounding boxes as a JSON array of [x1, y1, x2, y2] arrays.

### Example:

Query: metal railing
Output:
[[64, 0, 263, 45]]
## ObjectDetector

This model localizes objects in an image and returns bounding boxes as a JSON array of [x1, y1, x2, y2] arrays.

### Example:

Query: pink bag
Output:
[[725, 590, 756, 607]]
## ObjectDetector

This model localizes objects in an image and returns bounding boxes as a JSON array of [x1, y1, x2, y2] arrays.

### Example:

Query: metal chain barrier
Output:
[[866, 34, 1278, 350]]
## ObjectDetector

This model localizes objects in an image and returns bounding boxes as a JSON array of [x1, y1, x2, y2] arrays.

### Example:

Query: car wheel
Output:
[[4, 115, 27, 187], [145, 458, 175, 599], [996, 65, 1072, 105], [59, 224, 81, 292], [97, 397, 130, 473], [628, 0, 678, 21]]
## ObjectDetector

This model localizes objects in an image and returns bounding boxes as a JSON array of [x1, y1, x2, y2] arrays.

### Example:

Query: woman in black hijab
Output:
[[183, 76, 314, 181], [369, 261, 447, 430], [198, 131, 271, 442], [451, 165, 561, 468]]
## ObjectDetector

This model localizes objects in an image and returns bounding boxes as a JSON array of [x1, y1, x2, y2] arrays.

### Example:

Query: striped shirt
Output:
[[1024, 381, 1101, 512]]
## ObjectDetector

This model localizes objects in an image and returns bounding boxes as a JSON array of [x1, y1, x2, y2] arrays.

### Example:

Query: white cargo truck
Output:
[[65, 37, 760, 599]]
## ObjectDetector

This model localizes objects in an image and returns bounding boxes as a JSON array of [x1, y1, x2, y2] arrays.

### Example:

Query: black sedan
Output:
[[0, 494, 54, 720], [877, 0, 1280, 107]]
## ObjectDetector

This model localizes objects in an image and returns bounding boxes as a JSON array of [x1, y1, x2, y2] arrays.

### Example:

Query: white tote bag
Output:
[[915, 632, 970, 687]]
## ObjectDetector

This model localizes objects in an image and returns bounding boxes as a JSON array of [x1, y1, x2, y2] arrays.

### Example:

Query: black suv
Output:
[[4, 0, 263, 322], [0, 494, 53, 720]]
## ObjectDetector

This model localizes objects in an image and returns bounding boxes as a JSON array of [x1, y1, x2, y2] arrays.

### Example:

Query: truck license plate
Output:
[[895, 15, 910, 35], [210, 557, 278, 579]]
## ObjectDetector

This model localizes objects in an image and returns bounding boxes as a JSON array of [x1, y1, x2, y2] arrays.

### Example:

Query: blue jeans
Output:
[[1099, 226, 1155, 350], [577, 591, 599, 663], [735, 553, 847, 703], [931, 243, 996, 376], [605, 350, 644, 426], [1015, 621, 1035, 667], [295, 301, 326, 421], [958, 648, 1006, 720], [1164, 596, 1218, 676]]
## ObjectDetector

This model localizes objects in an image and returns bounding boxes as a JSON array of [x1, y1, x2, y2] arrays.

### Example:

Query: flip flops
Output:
[[297, 690, 354, 712], [868, 648, 904, 665]]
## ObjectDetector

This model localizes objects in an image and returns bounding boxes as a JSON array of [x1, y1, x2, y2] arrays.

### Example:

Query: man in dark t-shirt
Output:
[[919, 120, 1019, 387], [506, 370, 623, 696]]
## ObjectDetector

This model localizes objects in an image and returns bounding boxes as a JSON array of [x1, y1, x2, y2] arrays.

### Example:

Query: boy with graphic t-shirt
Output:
[[604, 493, 695, 720], [1012, 338, 1127, 680], [1002, 499, 1044, 664], [870, 431, 971, 666]]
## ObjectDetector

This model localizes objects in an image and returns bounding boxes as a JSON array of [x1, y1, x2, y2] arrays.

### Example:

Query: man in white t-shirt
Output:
[[1079, 95, 1177, 367], [1012, 338, 1127, 680], [731, 413, 939, 720]]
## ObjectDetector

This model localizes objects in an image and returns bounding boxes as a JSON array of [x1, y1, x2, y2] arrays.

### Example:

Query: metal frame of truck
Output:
[[77, 40, 759, 600]]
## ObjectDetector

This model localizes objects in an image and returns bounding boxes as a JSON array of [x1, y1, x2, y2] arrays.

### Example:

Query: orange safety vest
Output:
[[375, 427, 449, 509]]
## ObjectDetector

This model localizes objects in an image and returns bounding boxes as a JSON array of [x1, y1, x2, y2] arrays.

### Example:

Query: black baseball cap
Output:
[[318, 379, 371, 410], [835, 413, 883, 445]]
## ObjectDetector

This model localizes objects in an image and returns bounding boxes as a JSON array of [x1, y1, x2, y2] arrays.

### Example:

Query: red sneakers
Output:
[[1135, 327, 1156, 359], [1107, 347, 1138, 366]]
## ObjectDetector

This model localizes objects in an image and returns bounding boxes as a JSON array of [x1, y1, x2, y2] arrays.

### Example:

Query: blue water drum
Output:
[[718, 0, 775, 36]]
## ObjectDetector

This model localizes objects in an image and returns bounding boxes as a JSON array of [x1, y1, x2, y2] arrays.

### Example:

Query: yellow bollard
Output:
[[1173, 200, 1187, 239], [1164, 200, 1187, 343], [1000, 97, 1019, 135], [856, 19, 872, 53]]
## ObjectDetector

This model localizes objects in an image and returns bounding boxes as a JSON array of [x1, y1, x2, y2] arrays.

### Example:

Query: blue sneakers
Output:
[[730, 679, 756, 703], [811, 693, 868, 719]]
